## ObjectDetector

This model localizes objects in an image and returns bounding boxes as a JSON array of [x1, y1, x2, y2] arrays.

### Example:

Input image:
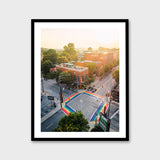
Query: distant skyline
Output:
[[41, 28, 119, 49]]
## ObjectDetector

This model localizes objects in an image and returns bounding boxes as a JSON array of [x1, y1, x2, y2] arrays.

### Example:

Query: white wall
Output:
[[0, 0, 159, 160]]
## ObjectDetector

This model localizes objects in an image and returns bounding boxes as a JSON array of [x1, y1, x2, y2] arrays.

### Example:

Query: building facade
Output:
[[84, 52, 114, 65], [56, 63, 88, 87], [75, 60, 102, 74]]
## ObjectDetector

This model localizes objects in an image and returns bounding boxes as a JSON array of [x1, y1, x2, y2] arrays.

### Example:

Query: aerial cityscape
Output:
[[41, 28, 119, 132]]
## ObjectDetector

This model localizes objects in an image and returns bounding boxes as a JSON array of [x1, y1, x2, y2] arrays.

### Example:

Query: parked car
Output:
[[47, 96, 54, 100], [87, 87, 93, 91], [91, 88, 97, 93]]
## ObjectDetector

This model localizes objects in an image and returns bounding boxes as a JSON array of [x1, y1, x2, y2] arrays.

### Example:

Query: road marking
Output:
[[110, 110, 119, 119], [95, 77, 112, 94], [46, 123, 53, 129], [112, 101, 119, 105]]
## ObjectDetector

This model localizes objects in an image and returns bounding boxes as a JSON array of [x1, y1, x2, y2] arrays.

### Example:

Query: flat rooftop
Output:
[[56, 64, 88, 72]]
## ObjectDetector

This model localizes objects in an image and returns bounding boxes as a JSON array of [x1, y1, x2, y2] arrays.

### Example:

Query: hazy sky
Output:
[[41, 28, 119, 49]]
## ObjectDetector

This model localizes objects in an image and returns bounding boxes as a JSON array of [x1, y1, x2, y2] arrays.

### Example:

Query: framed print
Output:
[[31, 19, 129, 141]]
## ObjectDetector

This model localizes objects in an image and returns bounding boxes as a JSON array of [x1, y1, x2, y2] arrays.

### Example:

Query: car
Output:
[[47, 96, 54, 100], [87, 87, 93, 91], [92, 88, 97, 93], [91, 88, 97, 93]]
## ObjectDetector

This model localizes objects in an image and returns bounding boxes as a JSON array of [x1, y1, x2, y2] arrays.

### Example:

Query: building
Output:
[[113, 50, 119, 62], [56, 63, 88, 87], [84, 52, 114, 66], [75, 60, 102, 74]]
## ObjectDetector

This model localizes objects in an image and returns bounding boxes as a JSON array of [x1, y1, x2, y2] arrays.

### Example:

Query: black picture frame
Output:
[[31, 19, 129, 141]]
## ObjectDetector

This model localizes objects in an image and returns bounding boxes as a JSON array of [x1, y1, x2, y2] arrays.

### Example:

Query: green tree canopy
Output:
[[41, 60, 53, 76], [104, 64, 113, 73], [53, 111, 90, 132], [59, 71, 73, 85], [43, 49, 58, 64], [99, 67, 104, 77], [88, 47, 92, 52], [61, 52, 71, 61], [57, 56, 69, 64], [112, 69, 119, 83], [63, 43, 78, 61], [87, 62, 96, 77], [91, 124, 103, 132], [87, 77, 94, 85], [55, 69, 62, 83]]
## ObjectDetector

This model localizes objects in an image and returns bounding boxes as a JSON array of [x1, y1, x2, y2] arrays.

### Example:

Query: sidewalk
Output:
[[41, 93, 61, 123]]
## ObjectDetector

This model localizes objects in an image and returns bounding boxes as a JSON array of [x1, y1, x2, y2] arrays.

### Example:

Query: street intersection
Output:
[[41, 69, 119, 132]]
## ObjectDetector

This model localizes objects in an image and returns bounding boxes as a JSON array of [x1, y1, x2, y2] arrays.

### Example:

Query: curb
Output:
[[41, 105, 61, 123]]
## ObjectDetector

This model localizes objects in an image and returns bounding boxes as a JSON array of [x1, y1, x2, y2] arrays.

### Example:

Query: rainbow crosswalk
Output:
[[62, 91, 108, 122], [90, 102, 108, 122]]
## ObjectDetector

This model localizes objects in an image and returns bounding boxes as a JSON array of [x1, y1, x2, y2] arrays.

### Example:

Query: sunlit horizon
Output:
[[41, 28, 119, 50]]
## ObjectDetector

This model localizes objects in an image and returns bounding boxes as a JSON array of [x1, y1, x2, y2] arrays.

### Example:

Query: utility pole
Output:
[[41, 78, 44, 92], [58, 76, 63, 108], [107, 90, 112, 118]]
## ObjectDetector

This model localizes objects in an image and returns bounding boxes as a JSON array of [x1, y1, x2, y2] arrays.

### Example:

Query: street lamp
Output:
[[58, 75, 63, 108]]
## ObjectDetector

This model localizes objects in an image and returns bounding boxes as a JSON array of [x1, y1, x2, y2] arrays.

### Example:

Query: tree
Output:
[[53, 111, 90, 132], [61, 52, 71, 61], [112, 69, 119, 83], [98, 47, 104, 52], [41, 60, 53, 76], [57, 56, 69, 64], [91, 124, 103, 132], [87, 77, 94, 85], [99, 67, 104, 77], [63, 43, 78, 61], [88, 47, 92, 52], [45, 71, 57, 79], [104, 64, 113, 73], [59, 71, 73, 85], [87, 62, 96, 77], [43, 49, 58, 64], [55, 69, 62, 83]]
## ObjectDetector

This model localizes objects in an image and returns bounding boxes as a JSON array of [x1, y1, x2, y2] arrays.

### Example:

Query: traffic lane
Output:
[[95, 77, 112, 98], [41, 110, 65, 132], [94, 72, 112, 88], [110, 112, 119, 132], [109, 102, 119, 118]]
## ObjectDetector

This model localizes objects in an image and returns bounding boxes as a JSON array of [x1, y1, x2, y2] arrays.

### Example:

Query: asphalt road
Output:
[[43, 79, 75, 100], [41, 67, 119, 132], [41, 110, 65, 132], [95, 72, 113, 100]]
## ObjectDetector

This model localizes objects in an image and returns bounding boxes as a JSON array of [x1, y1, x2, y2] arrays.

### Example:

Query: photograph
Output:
[[31, 19, 129, 141]]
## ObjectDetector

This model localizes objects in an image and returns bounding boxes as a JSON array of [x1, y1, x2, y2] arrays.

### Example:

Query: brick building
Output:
[[84, 52, 114, 66], [75, 60, 102, 74], [56, 63, 88, 87]]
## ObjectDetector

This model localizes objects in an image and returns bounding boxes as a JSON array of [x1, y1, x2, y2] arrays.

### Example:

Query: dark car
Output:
[[92, 88, 97, 93], [87, 87, 93, 91], [47, 96, 54, 100]]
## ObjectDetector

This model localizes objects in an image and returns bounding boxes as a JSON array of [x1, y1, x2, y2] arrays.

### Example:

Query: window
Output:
[[82, 75, 84, 81], [77, 76, 79, 82]]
